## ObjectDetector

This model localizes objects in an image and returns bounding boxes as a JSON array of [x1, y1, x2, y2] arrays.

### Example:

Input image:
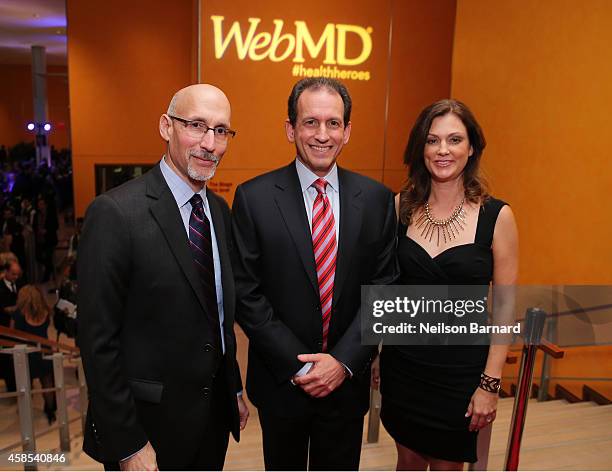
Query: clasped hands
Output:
[[292, 353, 348, 398]]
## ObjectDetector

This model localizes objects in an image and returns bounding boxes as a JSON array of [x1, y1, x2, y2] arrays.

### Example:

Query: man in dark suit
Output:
[[78, 84, 248, 471], [1, 207, 26, 274], [232, 78, 398, 470], [0, 260, 21, 393], [1, 260, 20, 319]]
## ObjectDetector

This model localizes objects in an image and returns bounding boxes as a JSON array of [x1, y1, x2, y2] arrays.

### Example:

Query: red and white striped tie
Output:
[[311, 178, 337, 352]]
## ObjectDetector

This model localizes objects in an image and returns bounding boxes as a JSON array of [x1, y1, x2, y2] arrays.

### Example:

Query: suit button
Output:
[[317, 341, 323, 349], [202, 387, 211, 398], [204, 343, 213, 352]]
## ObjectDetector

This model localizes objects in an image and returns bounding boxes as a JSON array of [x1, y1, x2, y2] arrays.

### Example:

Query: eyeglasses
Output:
[[168, 115, 236, 142]]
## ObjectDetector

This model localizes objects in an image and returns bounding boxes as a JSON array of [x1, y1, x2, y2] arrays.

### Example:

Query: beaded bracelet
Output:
[[479, 372, 501, 393]]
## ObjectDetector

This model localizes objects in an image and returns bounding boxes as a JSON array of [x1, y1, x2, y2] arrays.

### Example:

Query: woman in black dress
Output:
[[374, 100, 518, 470], [11, 284, 57, 424]]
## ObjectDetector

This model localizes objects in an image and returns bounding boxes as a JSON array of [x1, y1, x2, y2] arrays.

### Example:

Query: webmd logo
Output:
[[211, 15, 373, 81]]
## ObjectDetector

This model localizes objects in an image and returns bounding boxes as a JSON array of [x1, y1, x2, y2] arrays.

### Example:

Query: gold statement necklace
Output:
[[414, 198, 467, 247]]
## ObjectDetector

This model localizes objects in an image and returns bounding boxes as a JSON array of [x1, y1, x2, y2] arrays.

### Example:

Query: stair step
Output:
[[583, 384, 612, 405], [488, 403, 612, 458], [500, 398, 568, 408], [487, 433, 612, 470], [494, 402, 610, 427]]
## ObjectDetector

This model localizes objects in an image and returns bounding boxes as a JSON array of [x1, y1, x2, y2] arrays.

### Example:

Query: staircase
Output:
[[2, 392, 611, 470], [486, 397, 612, 470], [503, 381, 612, 405]]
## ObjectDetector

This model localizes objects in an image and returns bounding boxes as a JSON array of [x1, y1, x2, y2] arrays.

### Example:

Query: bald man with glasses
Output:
[[78, 84, 248, 471]]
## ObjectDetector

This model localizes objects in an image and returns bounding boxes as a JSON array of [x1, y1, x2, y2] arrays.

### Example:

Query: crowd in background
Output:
[[0, 142, 73, 284], [0, 142, 76, 423]]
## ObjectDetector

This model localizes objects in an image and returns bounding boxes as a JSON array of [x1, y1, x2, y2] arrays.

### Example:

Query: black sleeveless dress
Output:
[[380, 197, 507, 463]]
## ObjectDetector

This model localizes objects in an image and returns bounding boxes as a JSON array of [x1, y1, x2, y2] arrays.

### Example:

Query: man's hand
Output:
[[293, 353, 347, 398], [120, 441, 157, 471], [237, 394, 249, 430]]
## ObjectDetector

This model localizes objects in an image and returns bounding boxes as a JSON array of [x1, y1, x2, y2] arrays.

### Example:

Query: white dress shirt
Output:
[[293, 159, 351, 378], [3, 279, 16, 293], [159, 157, 225, 353], [295, 158, 340, 244]]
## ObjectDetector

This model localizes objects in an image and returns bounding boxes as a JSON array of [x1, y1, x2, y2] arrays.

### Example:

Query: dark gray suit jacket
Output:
[[232, 163, 398, 418], [77, 163, 241, 466]]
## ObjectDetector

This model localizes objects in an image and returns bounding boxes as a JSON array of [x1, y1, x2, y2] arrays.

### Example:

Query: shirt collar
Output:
[[159, 156, 207, 208], [295, 158, 339, 194]]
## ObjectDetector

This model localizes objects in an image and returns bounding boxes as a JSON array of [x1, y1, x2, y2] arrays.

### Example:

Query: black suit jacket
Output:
[[0, 281, 19, 327], [232, 163, 397, 418], [77, 163, 241, 466]]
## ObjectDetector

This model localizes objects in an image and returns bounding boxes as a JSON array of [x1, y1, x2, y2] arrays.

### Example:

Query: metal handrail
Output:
[[0, 440, 26, 456], [467, 308, 566, 471], [0, 416, 82, 456], [0, 325, 79, 356], [0, 342, 87, 471], [539, 339, 564, 359], [504, 308, 566, 471], [514, 302, 612, 322], [0, 391, 20, 399]]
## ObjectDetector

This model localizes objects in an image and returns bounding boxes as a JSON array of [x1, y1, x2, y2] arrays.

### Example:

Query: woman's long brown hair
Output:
[[399, 99, 489, 226], [17, 285, 50, 325]]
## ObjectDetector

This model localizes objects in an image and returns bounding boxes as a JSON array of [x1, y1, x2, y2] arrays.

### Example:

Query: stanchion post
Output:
[[11, 344, 37, 471], [367, 386, 381, 443], [538, 287, 559, 401], [50, 352, 70, 451], [504, 307, 546, 471], [76, 357, 88, 434]]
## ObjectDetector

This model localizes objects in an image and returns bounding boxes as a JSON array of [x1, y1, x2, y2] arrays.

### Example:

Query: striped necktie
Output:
[[188, 194, 221, 347], [311, 178, 337, 352]]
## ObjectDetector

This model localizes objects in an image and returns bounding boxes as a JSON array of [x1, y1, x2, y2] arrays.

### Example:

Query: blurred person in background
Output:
[[10, 284, 56, 424], [0, 258, 22, 395], [33, 197, 58, 282]]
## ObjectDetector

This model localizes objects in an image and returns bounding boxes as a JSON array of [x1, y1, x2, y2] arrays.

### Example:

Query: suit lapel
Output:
[[333, 168, 362, 308], [273, 164, 319, 294], [208, 193, 234, 328], [146, 165, 209, 315]]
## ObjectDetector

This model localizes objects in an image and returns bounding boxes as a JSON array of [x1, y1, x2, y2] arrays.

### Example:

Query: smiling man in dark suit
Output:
[[232, 78, 398, 470], [78, 84, 248, 471]]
